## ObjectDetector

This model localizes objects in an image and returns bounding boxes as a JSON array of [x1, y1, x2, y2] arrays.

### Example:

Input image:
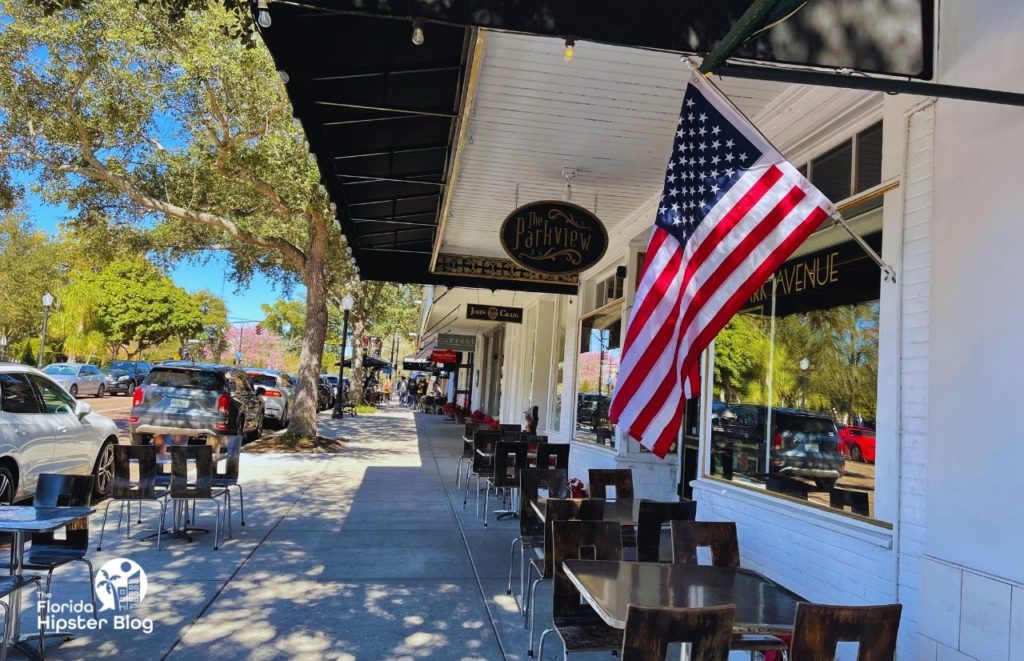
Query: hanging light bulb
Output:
[[256, 0, 272, 28], [563, 39, 575, 62], [277, 70, 289, 84], [411, 20, 425, 46]]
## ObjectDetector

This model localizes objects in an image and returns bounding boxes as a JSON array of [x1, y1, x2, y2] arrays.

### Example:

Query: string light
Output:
[[411, 20, 425, 46], [256, 0, 271, 28], [563, 39, 575, 63]]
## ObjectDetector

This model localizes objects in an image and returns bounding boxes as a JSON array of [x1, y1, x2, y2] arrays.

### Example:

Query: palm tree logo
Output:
[[95, 558, 148, 613]]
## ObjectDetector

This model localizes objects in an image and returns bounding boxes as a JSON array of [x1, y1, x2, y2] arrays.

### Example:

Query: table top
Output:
[[532, 498, 640, 525], [0, 506, 96, 533], [563, 560, 804, 634]]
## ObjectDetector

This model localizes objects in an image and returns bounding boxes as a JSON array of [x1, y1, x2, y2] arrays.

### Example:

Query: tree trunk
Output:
[[289, 241, 329, 437]]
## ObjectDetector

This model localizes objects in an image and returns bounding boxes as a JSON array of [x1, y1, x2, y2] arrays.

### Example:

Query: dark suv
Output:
[[101, 360, 152, 396], [711, 405, 846, 489], [129, 362, 265, 446]]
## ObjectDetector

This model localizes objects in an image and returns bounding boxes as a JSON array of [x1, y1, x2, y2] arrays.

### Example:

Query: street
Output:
[[85, 394, 133, 441]]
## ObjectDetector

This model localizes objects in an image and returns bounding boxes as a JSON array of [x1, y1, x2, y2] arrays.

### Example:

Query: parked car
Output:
[[101, 360, 152, 396], [839, 425, 876, 463], [319, 374, 338, 408], [711, 405, 846, 490], [130, 361, 265, 445], [288, 375, 333, 411], [576, 392, 609, 429], [244, 368, 294, 428], [0, 363, 118, 501], [42, 362, 106, 398]]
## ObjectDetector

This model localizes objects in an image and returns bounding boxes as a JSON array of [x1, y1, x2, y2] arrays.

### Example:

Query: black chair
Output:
[[484, 441, 529, 527], [507, 469, 567, 610], [211, 435, 245, 527], [621, 604, 735, 661], [167, 446, 229, 550], [501, 430, 524, 442], [588, 468, 635, 499], [463, 430, 500, 513], [526, 498, 605, 657], [23, 474, 100, 644], [537, 520, 624, 660], [635, 499, 698, 563], [789, 602, 901, 661], [96, 445, 169, 550], [536, 443, 570, 470], [456, 435, 475, 489], [830, 488, 870, 516], [499, 423, 522, 433], [671, 521, 788, 658]]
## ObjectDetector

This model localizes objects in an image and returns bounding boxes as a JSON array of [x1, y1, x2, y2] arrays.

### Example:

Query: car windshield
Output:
[[247, 373, 277, 388], [104, 361, 134, 372], [324, 376, 339, 385], [43, 365, 77, 376], [146, 368, 223, 390]]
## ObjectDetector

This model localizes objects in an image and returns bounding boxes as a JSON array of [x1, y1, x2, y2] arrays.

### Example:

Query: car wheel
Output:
[[815, 478, 837, 491], [0, 467, 14, 505], [279, 406, 289, 429], [96, 384, 105, 398], [92, 441, 116, 498], [246, 417, 263, 443], [70, 384, 78, 397], [850, 445, 863, 463]]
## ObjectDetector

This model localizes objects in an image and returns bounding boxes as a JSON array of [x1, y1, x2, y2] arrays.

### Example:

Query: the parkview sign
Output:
[[499, 201, 608, 275]]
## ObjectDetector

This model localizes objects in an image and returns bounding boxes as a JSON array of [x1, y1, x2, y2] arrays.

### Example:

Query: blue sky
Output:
[[22, 187, 300, 322]]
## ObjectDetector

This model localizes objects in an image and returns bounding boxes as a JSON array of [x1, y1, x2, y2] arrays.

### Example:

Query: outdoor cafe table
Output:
[[0, 506, 95, 659], [532, 497, 641, 526], [563, 559, 804, 636], [155, 452, 229, 542]]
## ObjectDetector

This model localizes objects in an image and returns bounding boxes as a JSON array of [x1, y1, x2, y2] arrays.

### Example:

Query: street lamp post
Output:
[[332, 295, 355, 419], [0, 334, 8, 361], [799, 357, 810, 409], [37, 292, 54, 368]]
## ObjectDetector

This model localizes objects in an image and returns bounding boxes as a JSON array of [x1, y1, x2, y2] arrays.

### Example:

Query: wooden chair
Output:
[[588, 468, 634, 499], [789, 603, 902, 661], [508, 469, 567, 607], [483, 441, 529, 527], [526, 498, 605, 657], [537, 520, 624, 660], [636, 500, 697, 563], [463, 430, 500, 512], [671, 521, 788, 657], [621, 604, 736, 661], [536, 443, 570, 470]]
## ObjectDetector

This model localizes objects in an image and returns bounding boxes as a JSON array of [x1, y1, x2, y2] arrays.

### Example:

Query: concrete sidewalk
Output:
[[17, 405, 609, 660]]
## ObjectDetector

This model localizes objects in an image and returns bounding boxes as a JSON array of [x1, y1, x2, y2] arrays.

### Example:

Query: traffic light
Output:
[[255, 324, 263, 335]]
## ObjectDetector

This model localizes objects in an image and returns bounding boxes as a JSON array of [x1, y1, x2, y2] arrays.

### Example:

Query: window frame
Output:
[[27, 374, 76, 415]]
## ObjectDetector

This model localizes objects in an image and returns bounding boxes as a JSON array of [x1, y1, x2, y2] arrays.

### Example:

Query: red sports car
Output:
[[839, 425, 876, 463]]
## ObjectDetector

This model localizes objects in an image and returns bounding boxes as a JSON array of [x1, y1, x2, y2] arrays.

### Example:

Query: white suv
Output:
[[0, 363, 119, 503]]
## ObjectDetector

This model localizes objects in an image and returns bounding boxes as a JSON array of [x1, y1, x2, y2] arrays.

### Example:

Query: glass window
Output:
[[810, 140, 853, 202], [574, 306, 621, 448], [550, 297, 568, 433], [708, 231, 882, 520], [28, 375, 75, 414], [0, 373, 42, 414], [855, 122, 883, 193], [147, 368, 223, 390]]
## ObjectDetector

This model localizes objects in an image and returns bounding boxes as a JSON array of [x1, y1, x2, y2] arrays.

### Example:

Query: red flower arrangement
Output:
[[568, 478, 588, 498]]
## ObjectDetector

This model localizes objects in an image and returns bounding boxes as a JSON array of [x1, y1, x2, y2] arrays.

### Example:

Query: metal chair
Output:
[[25, 474, 100, 645], [536, 443, 570, 470], [211, 435, 245, 527], [507, 469, 567, 610], [456, 436, 475, 489], [621, 604, 736, 661], [96, 445, 169, 550], [537, 520, 624, 660], [588, 468, 635, 499], [483, 441, 529, 527], [671, 521, 789, 658], [635, 499, 697, 562], [526, 498, 605, 657], [463, 430, 500, 513], [789, 602, 902, 661], [167, 446, 228, 550]]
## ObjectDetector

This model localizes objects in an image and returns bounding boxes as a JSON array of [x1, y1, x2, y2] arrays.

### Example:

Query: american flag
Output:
[[608, 73, 835, 458]]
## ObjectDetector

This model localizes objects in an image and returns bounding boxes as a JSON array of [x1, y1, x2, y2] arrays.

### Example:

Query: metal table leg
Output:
[[6, 531, 72, 660]]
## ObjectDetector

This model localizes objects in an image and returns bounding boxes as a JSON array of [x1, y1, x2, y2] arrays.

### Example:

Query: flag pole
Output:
[[683, 57, 897, 284]]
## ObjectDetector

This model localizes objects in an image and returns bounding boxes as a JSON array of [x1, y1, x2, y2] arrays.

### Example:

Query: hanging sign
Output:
[[466, 304, 523, 324], [430, 349, 459, 363], [499, 200, 608, 275], [436, 333, 476, 351]]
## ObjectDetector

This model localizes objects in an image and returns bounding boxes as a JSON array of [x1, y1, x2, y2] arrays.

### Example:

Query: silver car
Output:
[[42, 363, 106, 398], [245, 368, 294, 429]]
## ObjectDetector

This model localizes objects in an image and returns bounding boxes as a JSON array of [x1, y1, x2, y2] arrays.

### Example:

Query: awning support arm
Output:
[[831, 211, 896, 283]]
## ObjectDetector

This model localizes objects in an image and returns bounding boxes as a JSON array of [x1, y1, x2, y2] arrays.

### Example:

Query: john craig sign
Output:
[[466, 304, 523, 324], [499, 201, 608, 276]]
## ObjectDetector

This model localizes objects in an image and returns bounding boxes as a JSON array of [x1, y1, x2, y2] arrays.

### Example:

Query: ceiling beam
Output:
[[310, 65, 462, 81], [332, 145, 450, 161], [337, 173, 445, 186], [314, 101, 457, 119]]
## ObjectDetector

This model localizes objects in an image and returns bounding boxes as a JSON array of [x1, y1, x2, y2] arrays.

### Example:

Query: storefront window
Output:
[[707, 231, 882, 520], [550, 297, 567, 433], [574, 306, 621, 448]]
